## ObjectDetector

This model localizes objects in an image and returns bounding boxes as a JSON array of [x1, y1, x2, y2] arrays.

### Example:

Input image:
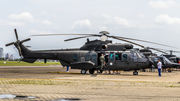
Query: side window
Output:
[[115, 53, 122, 60], [109, 53, 114, 61], [85, 54, 91, 61], [130, 53, 133, 59], [73, 54, 78, 61], [92, 54, 97, 61], [122, 54, 128, 61]]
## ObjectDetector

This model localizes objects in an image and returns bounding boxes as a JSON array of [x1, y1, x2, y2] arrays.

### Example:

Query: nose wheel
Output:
[[133, 71, 138, 75]]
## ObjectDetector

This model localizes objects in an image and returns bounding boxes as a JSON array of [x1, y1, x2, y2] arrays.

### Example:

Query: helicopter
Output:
[[60, 31, 180, 73], [7, 29, 177, 75], [160, 50, 180, 64], [139, 48, 180, 72], [156, 50, 180, 71]]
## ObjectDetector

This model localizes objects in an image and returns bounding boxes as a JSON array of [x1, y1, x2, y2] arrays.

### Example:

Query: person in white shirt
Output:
[[157, 60, 162, 76]]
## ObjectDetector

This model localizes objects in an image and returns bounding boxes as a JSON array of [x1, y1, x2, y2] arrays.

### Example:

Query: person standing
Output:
[[157, 60, 162, 76], [99, 54, 105, 70], [104, 55, 111, 74], [67, 66, 69, 72]]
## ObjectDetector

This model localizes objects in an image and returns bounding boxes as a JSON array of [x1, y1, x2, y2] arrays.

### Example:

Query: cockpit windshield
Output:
[[163, 56, 171, 63], [153, 58, 158, 62], [136, 52, 142, 58]]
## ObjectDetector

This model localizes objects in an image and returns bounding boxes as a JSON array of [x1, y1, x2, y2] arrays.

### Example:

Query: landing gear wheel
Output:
[[133, 71, 138, 75], [81, 69, 87, 74], [89, 69, 94, 74]]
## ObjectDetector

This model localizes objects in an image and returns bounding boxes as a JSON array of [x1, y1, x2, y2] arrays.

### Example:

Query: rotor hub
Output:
[[99, 31, 110, 35]]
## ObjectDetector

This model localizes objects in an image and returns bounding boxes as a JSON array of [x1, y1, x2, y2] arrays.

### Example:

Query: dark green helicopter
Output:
[[7, 29, 174, 75], [152, 50, 180, 71], [160, 50, 180, 64], [139, 48, 180, 72]]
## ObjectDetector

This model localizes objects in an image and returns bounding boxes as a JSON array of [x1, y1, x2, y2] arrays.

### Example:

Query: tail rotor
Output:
[[5, 29, 31, 56]]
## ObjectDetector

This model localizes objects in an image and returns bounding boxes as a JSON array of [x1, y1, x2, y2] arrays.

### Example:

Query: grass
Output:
[[0, 79, 75, 85], [0, 61, 61, 66]]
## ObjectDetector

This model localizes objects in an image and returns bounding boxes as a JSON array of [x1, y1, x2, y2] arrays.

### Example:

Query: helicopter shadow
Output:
[[89, 73, 156, 77], [90, 74, 97, 77]]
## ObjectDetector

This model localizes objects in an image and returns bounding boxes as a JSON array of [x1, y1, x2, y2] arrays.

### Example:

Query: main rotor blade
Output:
[[20, 38, 31, 43], [173, 51, 180, 53], [5, 42, 15, 47], [149, 47, 169, 54], [17, 46, 22, 56], [65, 35, 101, 41], [112, 36, 145, 48], [31, 34, 96, 36], [151, 48, 180, 53], [111, 36, 178, 49], [14, 29, 18, 40]]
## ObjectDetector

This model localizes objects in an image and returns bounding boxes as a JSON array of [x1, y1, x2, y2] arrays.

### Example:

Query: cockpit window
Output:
[[164, 57, 171, 63], [140, 53, 145, 58], [130, 53, 133, 59], [153, 58, 158, 62], [134, 53, 137, 59], [136, 52, 142, 58]]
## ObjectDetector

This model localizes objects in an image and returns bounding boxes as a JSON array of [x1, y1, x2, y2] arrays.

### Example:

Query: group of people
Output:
[[99, 54, 120, 74]]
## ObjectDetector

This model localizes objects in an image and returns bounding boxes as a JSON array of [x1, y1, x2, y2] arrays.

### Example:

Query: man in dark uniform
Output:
[[99, 54, 105, 70]]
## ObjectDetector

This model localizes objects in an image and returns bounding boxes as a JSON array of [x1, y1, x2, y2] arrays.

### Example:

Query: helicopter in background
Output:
[[160, 50, 180, 64], [139, 48, 180, 72]]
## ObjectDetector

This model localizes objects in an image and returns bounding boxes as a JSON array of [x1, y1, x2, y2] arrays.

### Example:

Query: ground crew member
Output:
[[67, 66, 69, 72], [99, 54, 105, 70], [157, 60, 162, 77]]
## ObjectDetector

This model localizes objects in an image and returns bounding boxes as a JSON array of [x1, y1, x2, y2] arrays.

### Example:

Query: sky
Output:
[[1, 0, 180, 58]]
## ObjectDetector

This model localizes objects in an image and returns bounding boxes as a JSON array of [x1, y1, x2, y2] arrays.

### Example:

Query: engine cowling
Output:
[[102, 45, 108, 50]]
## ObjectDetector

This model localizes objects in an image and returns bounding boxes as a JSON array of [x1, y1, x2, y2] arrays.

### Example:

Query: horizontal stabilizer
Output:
[[21, 58, 37, 63]]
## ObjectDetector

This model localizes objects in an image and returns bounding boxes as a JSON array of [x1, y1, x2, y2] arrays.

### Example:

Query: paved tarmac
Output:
[[0, 66, 180, 101], [0, 66, 180, 82]]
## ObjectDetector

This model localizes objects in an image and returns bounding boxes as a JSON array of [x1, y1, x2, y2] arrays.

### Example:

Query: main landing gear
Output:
[[81, 69, 87, 74], [81, 69, 95, 74], [81, 69, 100, 74], [133, 70, 138, 75], [89, 69, 95, 74]]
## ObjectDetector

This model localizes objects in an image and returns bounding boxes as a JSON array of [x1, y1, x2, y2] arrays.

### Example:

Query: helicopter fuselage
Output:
[[19, 43, 151, 73]]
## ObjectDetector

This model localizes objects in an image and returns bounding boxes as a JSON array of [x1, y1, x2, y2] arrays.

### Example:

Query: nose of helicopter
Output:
[[149, 60, 154, 66], [170, 62, 180, 68]]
